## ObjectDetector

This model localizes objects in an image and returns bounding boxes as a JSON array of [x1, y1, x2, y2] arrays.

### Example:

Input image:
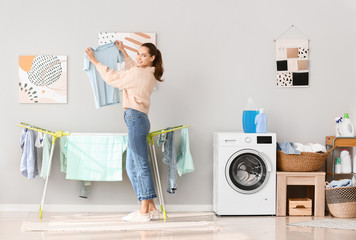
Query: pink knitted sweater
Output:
[[96, 57, 157, 114]]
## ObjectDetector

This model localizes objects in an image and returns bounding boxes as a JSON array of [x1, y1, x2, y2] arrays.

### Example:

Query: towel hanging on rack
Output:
[[176, 128, 194, 176], [39, 134, 53, 179], [60, 134, 128, 181]]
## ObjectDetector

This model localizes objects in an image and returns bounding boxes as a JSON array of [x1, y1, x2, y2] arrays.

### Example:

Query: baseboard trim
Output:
[[0, 204, 213, 212]]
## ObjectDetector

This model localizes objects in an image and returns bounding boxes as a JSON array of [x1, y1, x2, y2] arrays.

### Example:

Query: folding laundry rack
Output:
[[147, 125, 190, 221], [17, 122, 190, 221], [16, 122, 70, 219]]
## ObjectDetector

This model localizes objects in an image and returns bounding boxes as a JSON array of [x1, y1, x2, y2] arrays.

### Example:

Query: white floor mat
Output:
[[21, 214, 221, 232]]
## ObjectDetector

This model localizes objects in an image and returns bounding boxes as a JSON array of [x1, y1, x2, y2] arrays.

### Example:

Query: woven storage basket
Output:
[[325, 182, 356, 218], [277, 146, 335, 172]]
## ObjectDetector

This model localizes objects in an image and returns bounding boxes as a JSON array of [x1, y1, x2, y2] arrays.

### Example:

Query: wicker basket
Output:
[[277, 146, 336, 172], [325, 182, 356, 218]]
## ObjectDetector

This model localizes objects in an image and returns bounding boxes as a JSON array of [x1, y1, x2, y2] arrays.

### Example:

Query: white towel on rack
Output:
[[35, 132, 44, 148]]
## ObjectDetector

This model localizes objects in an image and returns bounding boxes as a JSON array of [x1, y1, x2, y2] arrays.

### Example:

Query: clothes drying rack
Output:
[[147, 125, 190, 221], [16, 122, 70, 219], [17, 122, 190, 221]]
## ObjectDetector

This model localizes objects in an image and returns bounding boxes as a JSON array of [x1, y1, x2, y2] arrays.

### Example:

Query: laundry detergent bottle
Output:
[[340, 149, 352, 173], [339, 113, 355, 137], [335, 117, 342, 137], [255, 108, 267, 133], [242, 97, 259, 133]]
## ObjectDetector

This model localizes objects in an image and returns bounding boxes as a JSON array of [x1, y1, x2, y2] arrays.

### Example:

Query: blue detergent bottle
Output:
[[242, 97, 259, 133], [255, 108, 267, 133]]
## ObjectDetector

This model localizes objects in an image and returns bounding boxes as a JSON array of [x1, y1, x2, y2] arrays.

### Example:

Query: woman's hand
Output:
[[85, 47, 99, 66], [114, 41, 125, 51], [114, 41, 129, 58], [85, 47, 95, 61]]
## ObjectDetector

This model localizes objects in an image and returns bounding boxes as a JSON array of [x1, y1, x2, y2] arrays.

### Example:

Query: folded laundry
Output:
[[326, 179, 352, 188], [294, 143, 326, 153], [277, 142, 326, 154], [277, 142, 301, 155]]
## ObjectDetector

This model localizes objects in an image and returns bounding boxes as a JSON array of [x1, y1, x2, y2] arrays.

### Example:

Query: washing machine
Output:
[[213, 132, 276, 215]]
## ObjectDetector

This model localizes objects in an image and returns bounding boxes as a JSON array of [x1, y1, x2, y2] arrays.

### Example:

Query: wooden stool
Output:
[[277, 171, 325, 217]]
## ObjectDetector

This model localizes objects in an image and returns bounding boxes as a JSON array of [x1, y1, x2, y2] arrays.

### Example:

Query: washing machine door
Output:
[[225, 149, 270, 194]]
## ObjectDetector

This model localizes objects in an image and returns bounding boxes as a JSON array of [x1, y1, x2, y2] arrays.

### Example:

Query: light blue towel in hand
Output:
[[277, 141, 301, 154]]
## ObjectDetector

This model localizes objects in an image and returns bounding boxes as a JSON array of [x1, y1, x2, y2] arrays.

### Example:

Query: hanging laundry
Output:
[[35, 132, 43, 148], [39, 134, 52, 179], [176, 128, 194, 176], [60, 137, 93, 199], [79, 181, 92, 198], [20, 129, 38, 179], [59, 136, 67, 173], [60, 135, 127, 181], [157, 130, 167, 152], [84, 42, 124, 108], [162, 128, 177, 194]]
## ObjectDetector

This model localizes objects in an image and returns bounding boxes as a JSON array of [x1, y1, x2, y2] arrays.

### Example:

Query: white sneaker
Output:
[[149, 209, 161, 220], [122, 211, 151, 222]]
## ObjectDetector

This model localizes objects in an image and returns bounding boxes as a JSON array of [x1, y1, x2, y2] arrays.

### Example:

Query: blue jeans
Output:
[[124, 108, 157, 201]]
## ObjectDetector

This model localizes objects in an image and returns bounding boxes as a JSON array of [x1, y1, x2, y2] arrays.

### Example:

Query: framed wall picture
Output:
[[19, 55, 67, 103], [276, 39, 309, 87]]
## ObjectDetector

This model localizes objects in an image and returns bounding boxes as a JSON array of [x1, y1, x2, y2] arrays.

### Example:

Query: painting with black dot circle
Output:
[[19, 55, 67, 103], [275, 39, 309, 87]]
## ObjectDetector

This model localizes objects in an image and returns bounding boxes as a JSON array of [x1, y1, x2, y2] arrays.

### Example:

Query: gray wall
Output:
[[1, 0, 356, 208]]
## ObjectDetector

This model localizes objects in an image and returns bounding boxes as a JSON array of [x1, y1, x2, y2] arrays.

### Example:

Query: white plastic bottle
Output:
[[352, 175, 356, 186], [255, 108, 267, 133], [353, 154, 356, 173], [339, 113, 355, 137], [340, 149, 352, 173]]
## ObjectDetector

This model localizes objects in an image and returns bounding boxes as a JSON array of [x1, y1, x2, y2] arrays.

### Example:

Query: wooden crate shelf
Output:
[[325, 136, 356, 147]]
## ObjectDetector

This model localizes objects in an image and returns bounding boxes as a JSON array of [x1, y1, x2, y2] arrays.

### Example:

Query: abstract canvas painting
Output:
[[276, 39, 309, 87], [98, 32, 156, 68], [19, 55, 67, 103]]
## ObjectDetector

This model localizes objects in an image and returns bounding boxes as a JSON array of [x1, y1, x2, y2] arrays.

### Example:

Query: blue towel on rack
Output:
[[20, 129, 38, 179]]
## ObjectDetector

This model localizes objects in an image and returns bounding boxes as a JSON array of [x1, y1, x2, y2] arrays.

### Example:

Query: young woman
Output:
[[85, 41, 164, 222]]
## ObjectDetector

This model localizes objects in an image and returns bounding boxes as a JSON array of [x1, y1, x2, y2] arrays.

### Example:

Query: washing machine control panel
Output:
[[244, 137, 251, 143], [257, 136, 273, 144]]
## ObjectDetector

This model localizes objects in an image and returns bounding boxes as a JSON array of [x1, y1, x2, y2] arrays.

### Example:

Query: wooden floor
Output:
[[0, 211, 354, 239]]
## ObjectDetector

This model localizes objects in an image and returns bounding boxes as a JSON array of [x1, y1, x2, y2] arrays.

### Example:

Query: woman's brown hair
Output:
[[141, 43, 164, 82]]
